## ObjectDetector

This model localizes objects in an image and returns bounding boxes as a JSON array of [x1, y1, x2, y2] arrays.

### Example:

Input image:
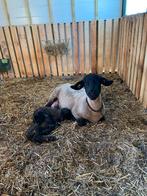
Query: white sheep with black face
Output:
[[46, 74, 113, 126]]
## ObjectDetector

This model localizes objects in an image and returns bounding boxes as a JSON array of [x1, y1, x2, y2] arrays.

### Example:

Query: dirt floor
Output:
[[0, 74, 147, 196]]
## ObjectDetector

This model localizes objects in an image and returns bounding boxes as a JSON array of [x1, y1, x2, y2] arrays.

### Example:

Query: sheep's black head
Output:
[[70, 74, 113, 100]]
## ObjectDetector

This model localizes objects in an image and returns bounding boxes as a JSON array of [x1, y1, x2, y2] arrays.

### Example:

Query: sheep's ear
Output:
[[100, 76, 113, 86], [70, 80, 84, 90]]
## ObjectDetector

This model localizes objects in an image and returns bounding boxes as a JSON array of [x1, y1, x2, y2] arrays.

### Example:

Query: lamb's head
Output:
[[32, 107, 57, 131], [71, 74, 113, 100], [26, 107, 58, 143]]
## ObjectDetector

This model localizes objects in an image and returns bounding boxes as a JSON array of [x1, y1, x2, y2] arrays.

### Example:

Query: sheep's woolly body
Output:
[[49, 83, 104, 122]]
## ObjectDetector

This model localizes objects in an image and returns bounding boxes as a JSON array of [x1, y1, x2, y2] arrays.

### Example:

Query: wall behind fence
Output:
[[0, 0, 122, 26]]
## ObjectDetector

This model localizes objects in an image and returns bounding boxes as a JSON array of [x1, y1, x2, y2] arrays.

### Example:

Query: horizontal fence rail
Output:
[[0, 13, 147, 108]]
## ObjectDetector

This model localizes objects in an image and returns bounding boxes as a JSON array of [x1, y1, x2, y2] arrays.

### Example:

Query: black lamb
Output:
[[26, 106, 74, 143]]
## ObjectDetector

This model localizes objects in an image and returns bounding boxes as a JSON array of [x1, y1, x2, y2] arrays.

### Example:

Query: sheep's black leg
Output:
[[61, 108, 75, 121], [76, 118, 89, 126]]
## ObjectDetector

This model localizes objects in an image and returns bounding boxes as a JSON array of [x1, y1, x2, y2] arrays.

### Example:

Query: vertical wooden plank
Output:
[[117, 18, 123, 75], [3, 26, 21, 78], [135, 14, 147, 98], [38, 25, 51, 77], [46, 24, 58, 76], [122, 18, 130, 80], [90, 20, 97, 73], [140, 44, 147, 107], [0, 45, 4, 79], [51, 24, 59, 76], [130, 16, 140, 91], [96, 20, 98, 73], [132, 15, 144, 95], [111, 19, 119, 73], [72, 22, 79, 74], [127, 16, 136, 86], [31, 25, 45, 77], [44, 24, 53, 76], [97, 20, 104, 73], [57, 23, 64, 75], [118, 18, 125, 77], [24, 26, 39, 77], [105, 20, 112, 73], [123, 18, 133, 82], [120, 18, 127, 78], [65, 23, 74, 75], [78, 21, 85, 74], [0, 28, 14, 78], [52, 24, 62, 76], [103, 20, 106, 72], [37, 25, 46, 77], [115, 19, 121, 73], [16, 26, 32, 77], [89, 21, 92, 73], [58, 23, 68, 75], [64, 23, 70, 75], [16, 27, 28, 77], [110, 19, 114, 73], [10, 26, 27, 77], [84, 21, 90, 74]]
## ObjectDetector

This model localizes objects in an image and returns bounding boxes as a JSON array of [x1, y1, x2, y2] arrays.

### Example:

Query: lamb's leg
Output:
[[32, 134, 57, 143]]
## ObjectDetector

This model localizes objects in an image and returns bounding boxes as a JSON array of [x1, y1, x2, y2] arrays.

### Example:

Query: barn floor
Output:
[[0, 74, 147, 196]]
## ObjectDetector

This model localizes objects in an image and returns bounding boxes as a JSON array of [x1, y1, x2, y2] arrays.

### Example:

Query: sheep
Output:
[[26, 106, 74, 143], [46, 74, 113, 126]]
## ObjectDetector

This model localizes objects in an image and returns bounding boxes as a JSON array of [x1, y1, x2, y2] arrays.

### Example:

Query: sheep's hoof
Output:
[[76, 118, 88, 126]]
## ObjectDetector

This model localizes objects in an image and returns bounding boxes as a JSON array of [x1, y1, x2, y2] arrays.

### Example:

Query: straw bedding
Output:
[[0, 74, 147, 196]]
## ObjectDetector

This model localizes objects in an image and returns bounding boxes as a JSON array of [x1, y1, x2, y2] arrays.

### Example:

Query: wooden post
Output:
[[24, 0, 32, 25], [71, 0, 75, 22], [3, 0, 11, 25], [48, 0, 53, 23], [94, 0, 98, 19]]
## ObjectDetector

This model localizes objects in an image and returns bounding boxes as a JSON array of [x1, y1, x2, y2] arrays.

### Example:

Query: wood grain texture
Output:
[[135, 14, 147, 98], [72, 22, 79, 74], [90, 20, 97, 73], [105, 20, 112, 73], [78, 21, 85, 74], [38, 25, 50, 77], [97, 20, 104, 73]]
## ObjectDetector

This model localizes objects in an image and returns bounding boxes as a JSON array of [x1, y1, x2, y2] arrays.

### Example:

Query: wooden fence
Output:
[[0, 18, 120, 77], [0, 13, 147, 108], [117, 13, 147, 108]]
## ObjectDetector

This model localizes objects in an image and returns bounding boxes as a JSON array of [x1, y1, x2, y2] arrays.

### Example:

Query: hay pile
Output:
[[0, 74, 147, 196], [42, 40, 69, 56]]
